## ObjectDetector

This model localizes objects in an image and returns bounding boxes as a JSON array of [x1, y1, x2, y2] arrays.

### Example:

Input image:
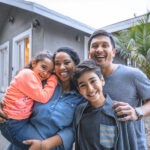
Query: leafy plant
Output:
[[113, 12, 150, 78]]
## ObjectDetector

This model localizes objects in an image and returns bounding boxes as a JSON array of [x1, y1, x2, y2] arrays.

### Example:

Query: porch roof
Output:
[[0, 0, 95, 34]]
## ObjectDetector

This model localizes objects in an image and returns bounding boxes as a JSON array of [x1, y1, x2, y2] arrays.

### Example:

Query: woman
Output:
[[0, 47, 85, 150]]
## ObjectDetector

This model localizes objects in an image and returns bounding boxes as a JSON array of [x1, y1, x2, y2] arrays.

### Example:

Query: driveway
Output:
[[0, 132, 9, 150]]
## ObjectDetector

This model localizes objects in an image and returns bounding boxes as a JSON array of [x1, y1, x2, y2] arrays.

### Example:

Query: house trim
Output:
[[0, 0, 94, 34], [84, 36, 89, 59], [101, 14, 149, 33], [12, 28, 32, 78], [0, 41, 9, 92]]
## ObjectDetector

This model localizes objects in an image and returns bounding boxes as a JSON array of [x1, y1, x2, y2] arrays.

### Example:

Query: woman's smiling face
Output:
[[54, 52, 75, 82]]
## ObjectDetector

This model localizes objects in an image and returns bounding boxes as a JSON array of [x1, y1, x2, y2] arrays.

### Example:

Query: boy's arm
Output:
[[16, 71, 57, 103]]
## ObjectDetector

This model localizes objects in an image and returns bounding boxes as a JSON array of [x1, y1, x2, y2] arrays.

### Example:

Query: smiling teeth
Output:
[[88, 92, 96, 97], [60, 72, 68, 77], [97, 56, 105, 58]]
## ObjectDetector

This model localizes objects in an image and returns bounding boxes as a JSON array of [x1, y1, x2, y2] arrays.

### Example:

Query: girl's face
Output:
[[54, 52, 75, 82], [32, 58, 54, 81]]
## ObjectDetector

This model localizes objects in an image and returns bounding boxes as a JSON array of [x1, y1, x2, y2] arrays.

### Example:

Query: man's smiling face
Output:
[[89, 35, 116, 68]]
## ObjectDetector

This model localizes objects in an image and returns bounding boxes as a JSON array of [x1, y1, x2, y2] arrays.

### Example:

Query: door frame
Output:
[[0, 41, 9, 92], [12, 28, 32, 78], [84, 36, 89, 59]]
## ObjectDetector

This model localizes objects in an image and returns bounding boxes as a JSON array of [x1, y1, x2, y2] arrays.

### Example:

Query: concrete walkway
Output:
[[0, 132, 9, 150]]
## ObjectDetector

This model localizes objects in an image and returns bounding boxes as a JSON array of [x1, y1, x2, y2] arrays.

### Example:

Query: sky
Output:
[[27, 0, 150, 29]]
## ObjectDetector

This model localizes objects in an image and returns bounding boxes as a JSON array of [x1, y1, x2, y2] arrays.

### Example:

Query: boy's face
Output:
[[77, 71, 105, 104], [89, 35, 116, 68]]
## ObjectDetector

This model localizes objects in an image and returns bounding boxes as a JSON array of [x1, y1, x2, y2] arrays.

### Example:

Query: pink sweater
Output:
[[3, 69, 57, 120]]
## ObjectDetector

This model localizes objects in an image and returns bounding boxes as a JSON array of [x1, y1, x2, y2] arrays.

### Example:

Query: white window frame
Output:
[[0, 41, 9, 92], [84, 36, 89, 59], [12, 28, 32, 78]]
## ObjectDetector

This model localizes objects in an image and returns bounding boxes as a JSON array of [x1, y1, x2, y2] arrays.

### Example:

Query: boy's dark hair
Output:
[[25, 51, 53, 70], [88, 29, 115, 50], [53, 47, 80, 65], [72, 59, 102, 88]]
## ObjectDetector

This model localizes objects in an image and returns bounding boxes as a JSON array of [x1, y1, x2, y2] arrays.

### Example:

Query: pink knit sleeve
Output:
[[15, 69, 57, 103]]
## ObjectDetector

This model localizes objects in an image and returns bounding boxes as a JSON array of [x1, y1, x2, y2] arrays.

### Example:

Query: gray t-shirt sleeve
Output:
[[133, 69, 150, 101]]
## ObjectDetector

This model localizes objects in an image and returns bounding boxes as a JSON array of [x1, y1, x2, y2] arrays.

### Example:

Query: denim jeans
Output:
[[0, 118, 43, 150]]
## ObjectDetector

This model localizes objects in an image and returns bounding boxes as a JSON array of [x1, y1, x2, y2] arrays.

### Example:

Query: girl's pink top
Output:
[[3, 69, 57, 119]]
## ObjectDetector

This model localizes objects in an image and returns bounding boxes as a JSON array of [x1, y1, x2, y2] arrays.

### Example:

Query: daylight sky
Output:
[[27, 0, 150, 29]]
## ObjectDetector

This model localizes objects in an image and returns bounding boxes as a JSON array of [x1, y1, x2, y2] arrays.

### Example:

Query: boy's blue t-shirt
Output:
[[79, 103, 116, 150]]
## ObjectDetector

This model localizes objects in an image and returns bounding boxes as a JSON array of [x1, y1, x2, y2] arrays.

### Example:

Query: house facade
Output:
[[0, 0, 95, 93], [0, 0, 129, 94]]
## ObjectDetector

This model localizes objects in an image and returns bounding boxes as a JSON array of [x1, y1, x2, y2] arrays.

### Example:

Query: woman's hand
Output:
[[0, 99, 8, 123], [113, 101, 138, 121], [24, 135, 62, 150], [23, 140, 47, 150]]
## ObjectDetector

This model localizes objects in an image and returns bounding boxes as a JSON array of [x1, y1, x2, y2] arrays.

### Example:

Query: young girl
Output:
[[0, 51, 57, 149]]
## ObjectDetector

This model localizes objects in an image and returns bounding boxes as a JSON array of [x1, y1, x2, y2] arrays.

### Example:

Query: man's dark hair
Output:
[[88, 29, 115, 50], [72, 59, 102, 88]]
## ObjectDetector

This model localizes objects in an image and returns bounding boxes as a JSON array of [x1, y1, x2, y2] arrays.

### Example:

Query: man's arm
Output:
[[113, 99, 150, 121], [140, 99, 150, 117]]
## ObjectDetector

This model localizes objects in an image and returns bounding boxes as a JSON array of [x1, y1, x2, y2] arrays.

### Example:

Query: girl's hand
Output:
[[23, 140, 45, 150], [0, 99, 8, 123]]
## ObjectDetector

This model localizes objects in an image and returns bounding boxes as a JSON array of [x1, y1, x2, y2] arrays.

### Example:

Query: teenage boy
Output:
[[88, 29, 150, 150], [73, 59, 138, 150]]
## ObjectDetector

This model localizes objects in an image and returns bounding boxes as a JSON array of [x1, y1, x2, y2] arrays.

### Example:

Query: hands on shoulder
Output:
[[113, 101, 138, 121]]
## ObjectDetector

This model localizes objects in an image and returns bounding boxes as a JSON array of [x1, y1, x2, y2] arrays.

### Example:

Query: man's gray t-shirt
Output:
[[103, 64, 150, 150]]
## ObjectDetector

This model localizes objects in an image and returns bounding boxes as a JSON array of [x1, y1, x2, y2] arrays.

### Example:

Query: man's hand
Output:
[[0, 99, 8, 123], [113, 101, 138, 121]]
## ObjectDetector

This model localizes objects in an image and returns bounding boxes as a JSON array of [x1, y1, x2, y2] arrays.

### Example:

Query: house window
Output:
[[0, 41, 9, 92], [12, 29, 32, 78], [25, 37, 30, 66]]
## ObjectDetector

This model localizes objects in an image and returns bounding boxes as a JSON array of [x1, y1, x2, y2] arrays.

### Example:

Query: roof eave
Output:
[[101, 13, 149, 33], [0, 0, 94, 34]]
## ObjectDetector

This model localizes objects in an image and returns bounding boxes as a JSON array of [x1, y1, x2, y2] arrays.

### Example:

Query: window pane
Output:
[[25, 37, 29, 66]]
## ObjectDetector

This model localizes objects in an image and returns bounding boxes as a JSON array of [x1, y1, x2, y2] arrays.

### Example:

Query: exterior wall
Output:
[[0, 7, 35, 82], [0, 5, 89, 82], [33, 14, 88, 59]]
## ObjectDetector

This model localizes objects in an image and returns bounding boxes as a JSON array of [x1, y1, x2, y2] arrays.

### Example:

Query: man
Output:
[[88, 29, 150, 150]]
